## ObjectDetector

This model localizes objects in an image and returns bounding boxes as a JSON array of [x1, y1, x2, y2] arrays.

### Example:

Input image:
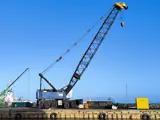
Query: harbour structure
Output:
[[0, 1, 160, 120], [0, 108, 160, 119]]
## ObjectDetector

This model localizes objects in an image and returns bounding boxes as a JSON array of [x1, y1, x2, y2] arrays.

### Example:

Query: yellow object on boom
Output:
[[114, 2, 128, 10]]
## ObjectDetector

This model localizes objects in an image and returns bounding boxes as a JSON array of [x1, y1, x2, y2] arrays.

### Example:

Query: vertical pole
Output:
[[126, 84, 128, 97], [40, 78, 42, 91], [28, 69, 30, 101]]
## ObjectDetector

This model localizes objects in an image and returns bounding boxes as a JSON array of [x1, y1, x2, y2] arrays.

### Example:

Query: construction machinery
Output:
[[0, 68, 29, 98], [36, 2, 128, 109], [0, 68, 29, 106]]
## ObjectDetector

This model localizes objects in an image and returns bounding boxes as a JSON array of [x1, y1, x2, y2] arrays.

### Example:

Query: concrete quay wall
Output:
[[0, 108, 160, 119]]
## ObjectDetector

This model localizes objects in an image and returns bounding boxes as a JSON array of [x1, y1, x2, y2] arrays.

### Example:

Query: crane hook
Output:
[[120, 21, 124, 27]]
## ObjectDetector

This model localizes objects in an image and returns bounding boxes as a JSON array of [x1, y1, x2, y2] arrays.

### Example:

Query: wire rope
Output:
[[41, 8, 112, 75]]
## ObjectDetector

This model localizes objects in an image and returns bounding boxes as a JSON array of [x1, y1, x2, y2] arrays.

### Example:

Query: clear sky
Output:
[[0, 0, 160, 103]]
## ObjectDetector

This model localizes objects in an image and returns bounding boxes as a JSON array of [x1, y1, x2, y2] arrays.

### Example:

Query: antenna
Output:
[[126, 84, 128, 97]]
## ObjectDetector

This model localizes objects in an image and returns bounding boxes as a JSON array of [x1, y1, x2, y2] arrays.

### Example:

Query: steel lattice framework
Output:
[[64, 7, 120, 95]]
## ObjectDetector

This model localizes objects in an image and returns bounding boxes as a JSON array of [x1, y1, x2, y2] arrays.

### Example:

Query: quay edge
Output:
[[0, 108, 160, 119]]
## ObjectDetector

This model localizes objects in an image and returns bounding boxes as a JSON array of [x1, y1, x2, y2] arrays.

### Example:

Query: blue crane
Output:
[[36, 2, 128, 109]]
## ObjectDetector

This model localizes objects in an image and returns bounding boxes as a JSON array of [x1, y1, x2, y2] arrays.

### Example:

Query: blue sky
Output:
[[0, 0, 160, 103]]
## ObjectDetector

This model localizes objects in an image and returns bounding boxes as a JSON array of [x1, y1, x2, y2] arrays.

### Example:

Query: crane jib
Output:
[[64, 3, 128, 95]]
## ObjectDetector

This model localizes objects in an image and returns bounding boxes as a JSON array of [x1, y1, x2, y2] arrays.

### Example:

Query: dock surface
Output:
[[0, 107, 160, 119]]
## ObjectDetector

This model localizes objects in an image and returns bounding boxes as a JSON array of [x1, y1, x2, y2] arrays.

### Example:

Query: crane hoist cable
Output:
[[120, 10, 125, 27], [41, 7, 113, 75]]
